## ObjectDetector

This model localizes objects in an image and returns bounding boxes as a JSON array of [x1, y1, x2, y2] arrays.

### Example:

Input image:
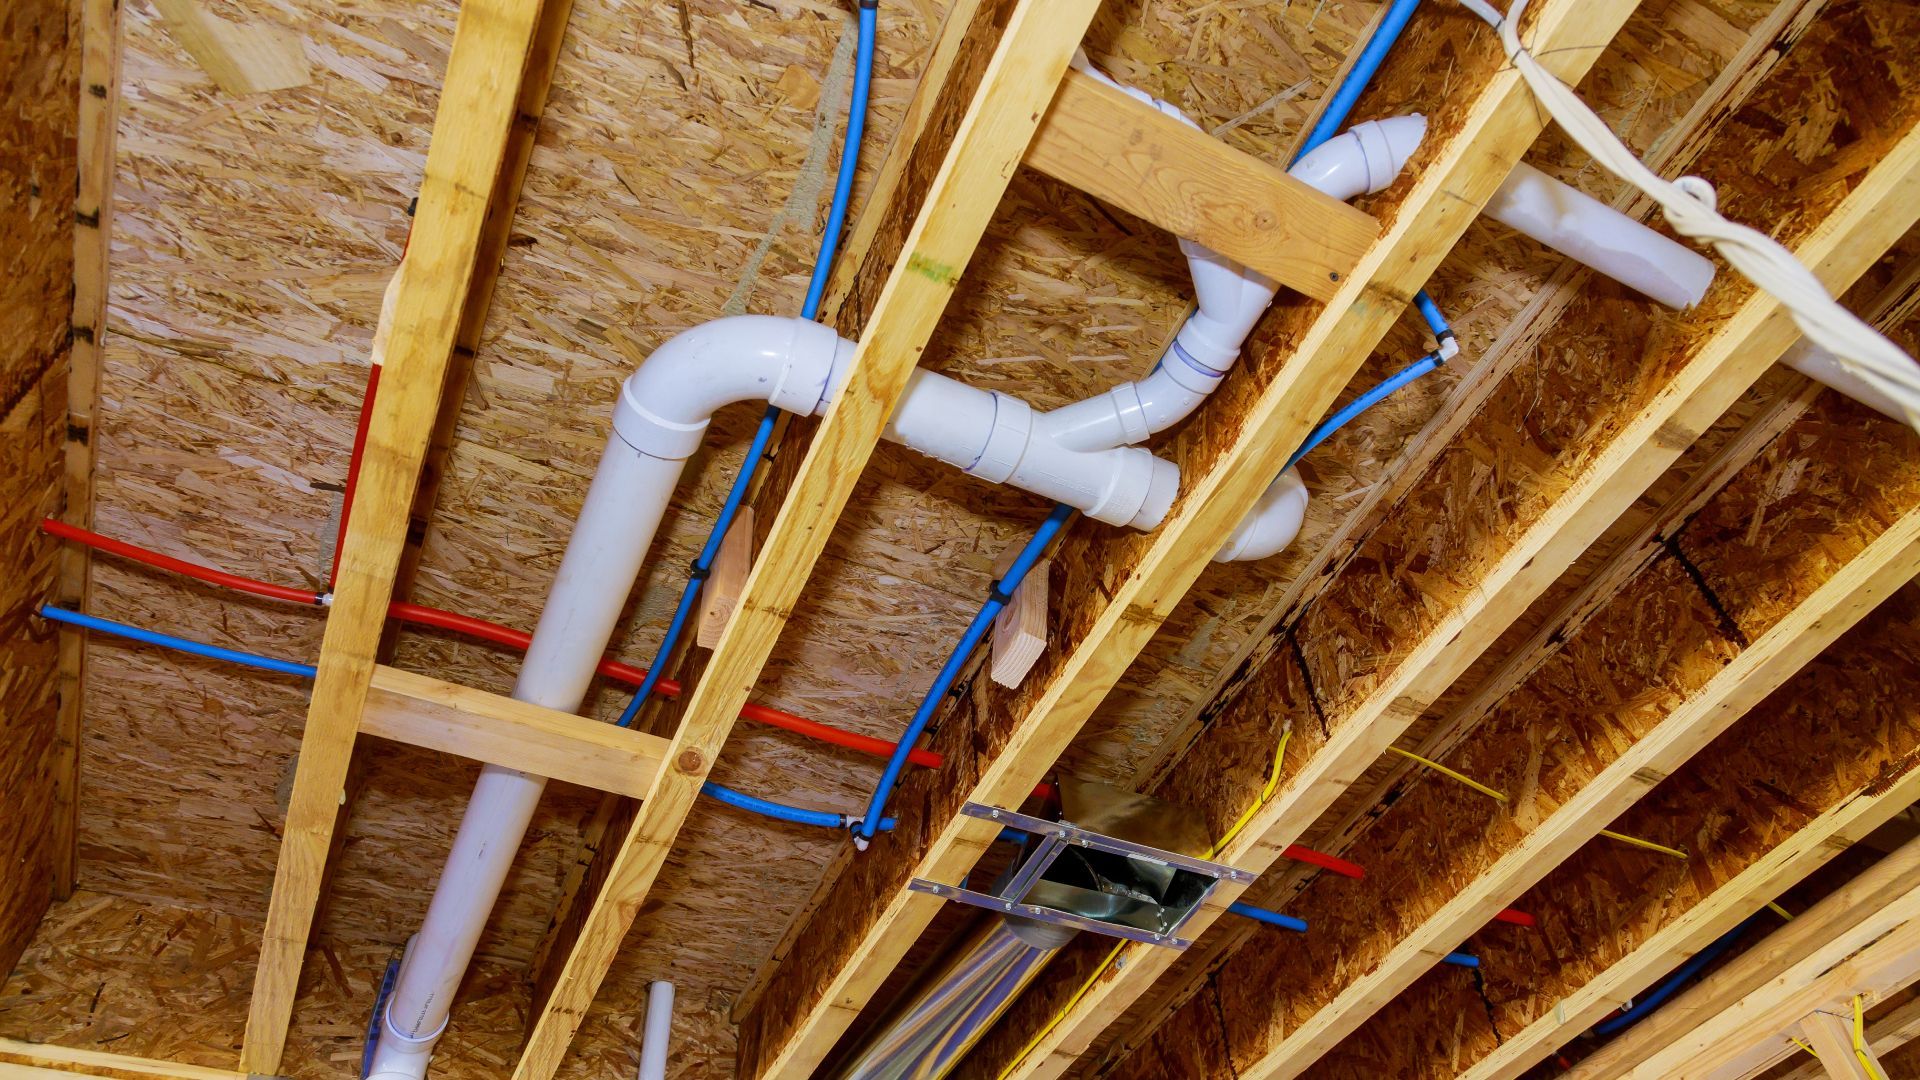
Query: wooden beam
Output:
[[1355, 267, 1920, 1080], [1023, 68, 1377, 303], [1040, 7, 1843, 1070], [1566, 837, 1920, 1079], [1347, 577, 1920, 1080], [1009, 20, 1920, 1080], [1780, 997, 1920, 1080], [1128, 0, 1835, 803], [52, 0, 124, 902], [1800, 1012, 1886, 1080], [236, 0, 550, 1068], [505, 3, 1101, 1077], [360, 666, 664, 798], [524, 0, 1013, 1038], [737, 2, 1644, 1076], [0, 1038, 252, 1080], [311, 0, 579, 945]]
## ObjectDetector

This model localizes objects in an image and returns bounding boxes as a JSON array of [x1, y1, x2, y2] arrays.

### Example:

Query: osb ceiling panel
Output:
[[68, 0, 1784, 1057]]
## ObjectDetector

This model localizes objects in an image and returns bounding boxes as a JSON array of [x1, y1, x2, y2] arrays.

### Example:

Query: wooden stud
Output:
[[361, 666, 665, 799], [734, 2, 1644, 1076], [1024, 68, 1378, 303], [696, 505, 754, 650], [1035, 59, 1920, 1080], [52, 0, 124, 903], [1566, 837, 1920, 1079], [237, 0, 550, 1068], [989, 545, 1047, 689], [506, 3, 1102, 1077]]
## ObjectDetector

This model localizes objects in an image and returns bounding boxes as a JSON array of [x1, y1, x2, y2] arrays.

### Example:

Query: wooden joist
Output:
[[1566, 836, 1920, 1079], [52, 0, 124, 901], [1321, 419, 1920, 1077], [237, 0, 552, 1067], [992, 12, 1920, 1077], [504, 3, 1102, 1076], [0, 1037, 254, 1080], [1023, 68, 1377, 303], [1347, 262, 1920, 1080], [1105, 92, 1920, 1080], [1030, 7, 1843, 1068], [1779, 997, 1920, 1080], [735, 2, 1645, 1076]]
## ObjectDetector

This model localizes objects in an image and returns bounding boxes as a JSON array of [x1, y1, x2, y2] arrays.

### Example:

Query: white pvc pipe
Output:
[[1780, 337, 1912, 421], [639, 980, 674, 1080], [1483, 161, 1717, 310], [368, 437, 689, 1078], [372, 106, 1430, 1079]]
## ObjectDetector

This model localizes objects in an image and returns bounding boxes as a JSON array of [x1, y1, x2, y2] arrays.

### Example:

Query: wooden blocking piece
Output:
[[1801, 1010, 1887, 1080], [697, 505, 754, 650], [990, 545, 1047, 689], [148, 0, 309, 96], [1025, 68, 1377, 303]]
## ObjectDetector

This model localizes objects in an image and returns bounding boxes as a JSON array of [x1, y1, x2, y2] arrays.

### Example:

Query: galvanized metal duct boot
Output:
[[839, 781, 1250, 1079], [834, 916, 1075, 1080]]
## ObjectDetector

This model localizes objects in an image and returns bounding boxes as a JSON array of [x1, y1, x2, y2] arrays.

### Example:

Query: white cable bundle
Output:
[[1456, 0, 1920, 434]]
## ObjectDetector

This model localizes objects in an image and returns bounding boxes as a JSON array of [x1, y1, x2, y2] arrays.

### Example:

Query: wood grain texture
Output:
[[1778, 997, 1920, 1080], [0, 0, 79, 983], [1025, 67, 1377, 303], [739, 2, 1648, 1077], [1065, 13, 1920, 1079], [507, 2, 1103, 1077], [361, 665, 665, 798], [1567, 845, 1920, 1079], [1329, 260, 1920, 1080], [51, 0, 119, 906], [237, 0, 547, 1067], [0, 1036, 250, 1080], [696, 505, 754, 650]]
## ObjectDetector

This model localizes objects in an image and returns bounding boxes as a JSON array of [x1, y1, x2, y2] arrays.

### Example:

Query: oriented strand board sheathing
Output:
[[0, 0, 78, 980], [0, 891, 734, 1079], [1324, 582, 1920, 1078]]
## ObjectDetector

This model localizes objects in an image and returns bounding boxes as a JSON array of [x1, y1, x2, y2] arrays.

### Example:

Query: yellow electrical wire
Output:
[[1208, 727, 1292, 859], [997, 727, 1293, 1080], [1767, 900, 1794, 920], [1855, 995, 1888, 1080], [1379, 747, 1689, 861], [1386, 745, 1510, 802], [1789, 1035, 1816, 1056], [1597, 829, 1689, 860]]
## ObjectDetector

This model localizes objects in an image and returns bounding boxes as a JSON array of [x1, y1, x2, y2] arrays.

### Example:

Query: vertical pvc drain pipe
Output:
[[639, 981, 675, 1080]]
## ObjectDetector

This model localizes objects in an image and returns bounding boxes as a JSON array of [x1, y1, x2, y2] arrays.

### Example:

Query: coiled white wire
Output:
[[1457, 0, 1920, 433]]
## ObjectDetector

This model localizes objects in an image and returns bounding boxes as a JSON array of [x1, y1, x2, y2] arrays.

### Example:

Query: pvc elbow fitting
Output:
[[1215, 468, 1309, 562], [615, 315, 847, 459], [1290, 114, 1428, 203]]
